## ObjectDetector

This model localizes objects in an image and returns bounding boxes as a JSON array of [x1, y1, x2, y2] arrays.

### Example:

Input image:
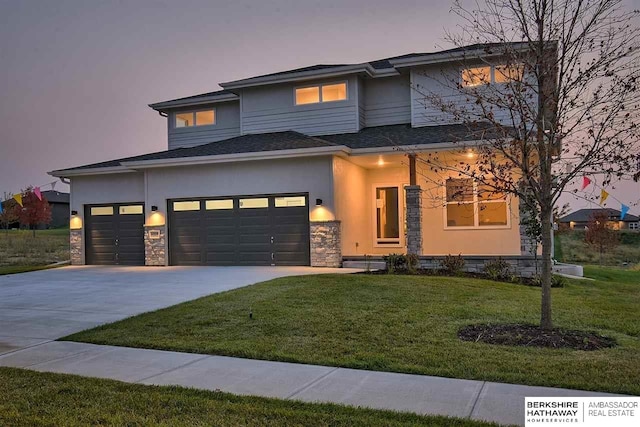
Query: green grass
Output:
[[66, 271, 640, 395], [0, 228, 69, 269], [555, 230, 640, 266], [0, 367, 493, 427], [583, 265, 640, 284]]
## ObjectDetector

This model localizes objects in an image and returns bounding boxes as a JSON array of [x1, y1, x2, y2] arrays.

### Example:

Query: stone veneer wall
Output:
[[144, 225, 166, 266], [70, 229, 83, 265], [310, 220, 341, 267], [405, 185, 423, 255], [419, 256, 542, 278]]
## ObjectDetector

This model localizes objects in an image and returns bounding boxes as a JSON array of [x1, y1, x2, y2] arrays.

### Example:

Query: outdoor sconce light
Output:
[[151, 205, 158, 211], [71, 210, 78, 215], [315, 198, 323, 206]]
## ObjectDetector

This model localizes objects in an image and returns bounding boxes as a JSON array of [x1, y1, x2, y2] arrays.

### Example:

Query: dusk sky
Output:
[[1, 0, 638, 211]]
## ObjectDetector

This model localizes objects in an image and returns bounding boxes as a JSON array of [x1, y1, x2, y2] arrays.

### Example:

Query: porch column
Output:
[[310, 220, 341, 267], [405, 185, 422, 255]]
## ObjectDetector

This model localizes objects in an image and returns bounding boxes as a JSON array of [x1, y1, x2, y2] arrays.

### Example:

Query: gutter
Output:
[[389, 43, 531, 68], [48, 166, 136, 178]]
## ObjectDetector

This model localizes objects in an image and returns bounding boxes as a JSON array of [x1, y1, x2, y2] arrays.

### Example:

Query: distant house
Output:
[[558, 208, 639, 231], [42, 190, 69, 228]]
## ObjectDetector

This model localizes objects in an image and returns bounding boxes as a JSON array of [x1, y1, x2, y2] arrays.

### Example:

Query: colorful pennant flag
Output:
[[581, 176, 592, 190], [34, 186, 42, 201], [0, 200, 3, 214], [599, 189, 609, 205], [620, 204, 630, 220], [13, 194, 23, 207]]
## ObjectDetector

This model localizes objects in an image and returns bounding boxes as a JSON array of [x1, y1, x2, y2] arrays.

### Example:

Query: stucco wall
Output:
[[333, 157, 521, 257], [144, 156, 335, 220], [332, 157, 369, 256], [69, 172, 146, 264]]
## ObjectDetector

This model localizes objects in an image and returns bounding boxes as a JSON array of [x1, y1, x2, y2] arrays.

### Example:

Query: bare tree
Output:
[[411, 0, 640, 329], [585, 211, 619, 265]]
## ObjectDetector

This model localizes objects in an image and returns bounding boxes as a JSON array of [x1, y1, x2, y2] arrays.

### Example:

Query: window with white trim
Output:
[[295, 82, 347, 105], [445, 178, 509, 228], [461, 64, 523, 87], [375, 186, 401, 245], [175, 109, 215, 128]]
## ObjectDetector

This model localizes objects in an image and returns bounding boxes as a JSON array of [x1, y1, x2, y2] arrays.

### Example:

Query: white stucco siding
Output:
[[69, 172, 146, 264], [333, 157, 369, 255], [145, 156, 336, 221], [240, 76, 359, 136]]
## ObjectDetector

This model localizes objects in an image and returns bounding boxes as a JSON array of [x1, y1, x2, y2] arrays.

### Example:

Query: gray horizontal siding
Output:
[[241, 76, 359, 136], [168, 102, 241, 149], [363, 75, 411, 127], [410, 65, 531, 128]]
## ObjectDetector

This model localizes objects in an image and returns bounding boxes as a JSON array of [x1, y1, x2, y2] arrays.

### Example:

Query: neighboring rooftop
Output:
[[559, 208, 639, 223], [50, 124, 495, 176], [41, 190, 69, 204]]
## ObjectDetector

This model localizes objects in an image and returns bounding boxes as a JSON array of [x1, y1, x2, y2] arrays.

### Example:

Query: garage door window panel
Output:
[[173, 201, 201, 211]]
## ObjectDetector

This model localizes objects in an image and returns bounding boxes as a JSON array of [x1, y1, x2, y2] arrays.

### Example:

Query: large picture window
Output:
[[445, 178, 509, 228]]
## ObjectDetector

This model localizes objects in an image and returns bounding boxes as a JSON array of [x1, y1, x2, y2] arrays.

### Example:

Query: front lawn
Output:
[[66, 270, 640, 395], [0, 367, 491, 427], [0, 228, 69, 273]]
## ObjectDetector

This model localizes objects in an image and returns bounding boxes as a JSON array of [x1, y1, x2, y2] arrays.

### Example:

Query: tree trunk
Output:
[[540, 207, 553, 330]]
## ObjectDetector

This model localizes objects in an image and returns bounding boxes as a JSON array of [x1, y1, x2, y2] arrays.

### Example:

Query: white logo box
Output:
[[525, 397, 639, 426]]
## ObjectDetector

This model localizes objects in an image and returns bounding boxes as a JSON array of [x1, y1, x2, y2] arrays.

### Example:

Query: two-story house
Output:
[[50, 42, 538, 273]]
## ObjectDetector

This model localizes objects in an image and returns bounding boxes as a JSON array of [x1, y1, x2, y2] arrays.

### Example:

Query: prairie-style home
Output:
[[51, 42, 539, 273]]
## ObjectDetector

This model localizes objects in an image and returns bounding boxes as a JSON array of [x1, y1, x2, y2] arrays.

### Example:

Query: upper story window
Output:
[[295, 82, 347, 105], [461, 64, 523, 87], [445, 178, 509, 228], [175, 109, 216, 128]]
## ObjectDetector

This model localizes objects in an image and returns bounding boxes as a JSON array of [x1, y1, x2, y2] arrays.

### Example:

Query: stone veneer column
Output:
[[70, 229, 83, 265], [405, 185, 423, 255], [310, 220, 341, 267], [144, 225, 166, 266]]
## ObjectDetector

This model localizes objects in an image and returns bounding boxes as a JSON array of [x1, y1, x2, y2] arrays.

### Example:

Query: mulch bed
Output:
[[458, 323, 617, 351], [357, 269, 554, 287]]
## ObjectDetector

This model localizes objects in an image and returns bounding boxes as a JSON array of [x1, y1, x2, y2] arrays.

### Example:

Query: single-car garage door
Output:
[[168, 194, 310, 266], [84, 203, 145, 265]]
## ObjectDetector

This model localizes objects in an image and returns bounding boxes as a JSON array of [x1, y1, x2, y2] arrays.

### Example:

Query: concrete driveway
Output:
[[0, 265, 353, 355]]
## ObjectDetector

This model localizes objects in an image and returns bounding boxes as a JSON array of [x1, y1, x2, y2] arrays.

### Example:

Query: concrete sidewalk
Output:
[[0, 341, 621, 426]]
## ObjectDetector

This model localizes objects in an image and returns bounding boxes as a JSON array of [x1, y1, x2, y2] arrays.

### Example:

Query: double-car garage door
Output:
[[168, 194, 310, 266], [83, 194, 311, 266]]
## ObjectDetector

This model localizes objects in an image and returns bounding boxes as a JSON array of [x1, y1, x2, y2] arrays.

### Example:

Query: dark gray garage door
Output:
[[84, 203, 145, 265], [168, 194, 310, 266]]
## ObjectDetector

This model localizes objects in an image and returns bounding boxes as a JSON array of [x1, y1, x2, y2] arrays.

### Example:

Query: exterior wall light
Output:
[[315, 198, 323, 206], [151, 205, 158, 211], [71, 210, 78, 215]]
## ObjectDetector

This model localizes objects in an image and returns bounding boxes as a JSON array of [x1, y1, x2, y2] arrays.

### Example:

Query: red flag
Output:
[[581, 176, 592, 190]]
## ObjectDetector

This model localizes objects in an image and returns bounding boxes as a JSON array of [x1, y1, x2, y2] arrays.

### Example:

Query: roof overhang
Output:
[[389, 42, 531, 68], [220, 63, 400, 90], [49, 146, 352, 178], [149, 92, 239, 112], [349, 139, 486, 155], [48, 166, 136, 178]]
